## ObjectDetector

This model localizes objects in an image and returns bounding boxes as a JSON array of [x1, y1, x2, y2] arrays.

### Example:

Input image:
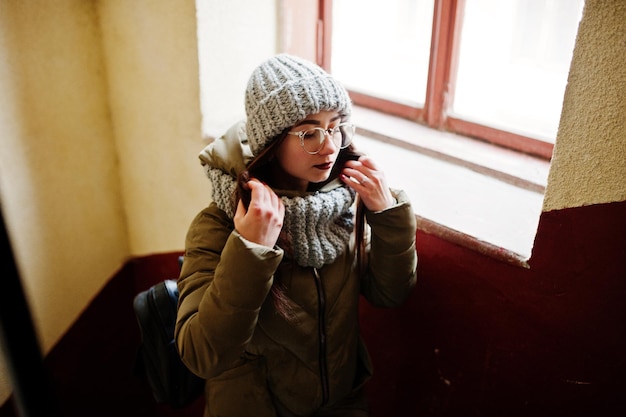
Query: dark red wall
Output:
[[1, 201, 624, 417], [0, 253, 203, 417], [362, 200, 626, 417]]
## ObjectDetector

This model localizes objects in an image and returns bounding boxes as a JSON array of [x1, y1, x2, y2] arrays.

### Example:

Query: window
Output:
[[323, 0, 584, 159]]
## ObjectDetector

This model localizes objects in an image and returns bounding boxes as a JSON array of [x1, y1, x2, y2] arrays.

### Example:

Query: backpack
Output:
[[133, 279, 204, 408]]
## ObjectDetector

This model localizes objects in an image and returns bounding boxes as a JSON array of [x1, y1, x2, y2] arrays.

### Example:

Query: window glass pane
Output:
[[332, 0, 434, 106], [452, 0, 584, 142]]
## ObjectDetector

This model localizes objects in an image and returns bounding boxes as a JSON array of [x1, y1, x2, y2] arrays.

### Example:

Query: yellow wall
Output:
[[0, 0, 128, 402], [97, 0, 207, 254], [0, 0, 276, 404], [543, 0, 626, 211]]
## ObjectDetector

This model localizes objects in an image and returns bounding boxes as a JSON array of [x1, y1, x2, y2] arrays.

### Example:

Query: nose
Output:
[[319, 130, 338, 155]]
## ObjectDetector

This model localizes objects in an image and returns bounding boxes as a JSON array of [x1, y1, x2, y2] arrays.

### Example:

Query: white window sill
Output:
[[351, 106, 550, 268]]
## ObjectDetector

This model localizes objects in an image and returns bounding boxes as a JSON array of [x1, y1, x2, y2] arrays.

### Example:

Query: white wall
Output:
[[197, 0, 278, 138]]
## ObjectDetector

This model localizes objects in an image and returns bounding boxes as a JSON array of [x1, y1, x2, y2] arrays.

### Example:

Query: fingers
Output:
[[354, 155, 379, 170], [247, 179, 284, 217], [342, 157, 383, 188], [343, 155, 379, 178], [341, 155, 394, 212], [234, 178, 285, 247]]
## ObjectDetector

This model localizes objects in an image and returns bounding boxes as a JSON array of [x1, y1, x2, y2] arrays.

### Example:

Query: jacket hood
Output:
[[199, 120, 252, 181]]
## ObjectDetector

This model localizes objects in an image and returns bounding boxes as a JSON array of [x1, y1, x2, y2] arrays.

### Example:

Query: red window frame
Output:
[[318, 0, 554, 160]]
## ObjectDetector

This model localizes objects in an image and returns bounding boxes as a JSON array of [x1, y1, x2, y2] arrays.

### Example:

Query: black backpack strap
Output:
[[133, 280, 204, 408]]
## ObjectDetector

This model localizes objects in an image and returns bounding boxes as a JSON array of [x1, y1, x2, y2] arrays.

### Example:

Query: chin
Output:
[[310, 173, 332, 184]]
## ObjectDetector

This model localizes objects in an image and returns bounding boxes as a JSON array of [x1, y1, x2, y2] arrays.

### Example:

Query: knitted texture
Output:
[[205, 167, 355, 268], [281, 187, 355, 268], [245, 54, 352, 156], [207, 168, 237, 218]]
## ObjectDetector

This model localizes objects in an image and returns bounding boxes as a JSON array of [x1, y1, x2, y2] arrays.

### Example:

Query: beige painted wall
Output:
[[0, 0, 128, 402], [97, 0, 207, 255], [0, 0, 277, 404], [543, 0, 626, 212]]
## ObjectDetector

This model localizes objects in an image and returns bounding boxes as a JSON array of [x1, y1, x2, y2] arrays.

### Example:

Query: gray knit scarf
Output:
[[207, 168, 355, 269]]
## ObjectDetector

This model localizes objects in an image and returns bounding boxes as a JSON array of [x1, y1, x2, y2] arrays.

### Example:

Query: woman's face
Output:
[[272, 110, 343, 191]]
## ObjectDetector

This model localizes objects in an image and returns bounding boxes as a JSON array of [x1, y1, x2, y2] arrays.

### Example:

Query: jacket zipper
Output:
[[313, 268, 330, 406]]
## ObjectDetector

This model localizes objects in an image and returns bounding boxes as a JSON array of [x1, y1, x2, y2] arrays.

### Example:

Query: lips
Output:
[[314, 162, 333, 170]]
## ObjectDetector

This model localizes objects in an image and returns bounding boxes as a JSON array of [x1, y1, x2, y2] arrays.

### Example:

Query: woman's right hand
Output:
[[234, 178, 285, 248]]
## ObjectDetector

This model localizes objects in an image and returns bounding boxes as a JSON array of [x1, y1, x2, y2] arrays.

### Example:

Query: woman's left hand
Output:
[[341, 155, 395, 212]]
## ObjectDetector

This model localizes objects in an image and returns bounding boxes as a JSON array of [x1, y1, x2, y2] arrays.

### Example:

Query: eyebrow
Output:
[[295, 114, 344, 127]]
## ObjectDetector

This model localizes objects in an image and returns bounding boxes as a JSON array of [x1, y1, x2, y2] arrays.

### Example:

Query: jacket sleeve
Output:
[[175, 203, 283, 379], [360, 189, 418, 307]]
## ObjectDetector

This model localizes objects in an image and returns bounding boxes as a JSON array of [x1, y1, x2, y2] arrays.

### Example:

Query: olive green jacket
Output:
[[175, 126, 417, 417]]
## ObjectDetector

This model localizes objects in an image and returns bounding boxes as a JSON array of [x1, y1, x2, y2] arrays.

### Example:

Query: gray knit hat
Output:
[[245, 53, 352, 157]]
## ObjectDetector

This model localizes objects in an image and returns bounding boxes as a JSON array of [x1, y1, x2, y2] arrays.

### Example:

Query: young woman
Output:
[[175, 54, 417, 417]]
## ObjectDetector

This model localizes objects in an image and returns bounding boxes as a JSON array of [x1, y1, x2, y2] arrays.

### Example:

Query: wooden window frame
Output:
[[318, 0, 554, 160]]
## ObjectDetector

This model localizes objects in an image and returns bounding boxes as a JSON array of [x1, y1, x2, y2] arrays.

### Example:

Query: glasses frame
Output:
[[287, 122, 356, 155]]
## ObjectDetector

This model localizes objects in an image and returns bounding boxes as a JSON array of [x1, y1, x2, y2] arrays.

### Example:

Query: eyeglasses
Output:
[[287, 123, 356, 154]]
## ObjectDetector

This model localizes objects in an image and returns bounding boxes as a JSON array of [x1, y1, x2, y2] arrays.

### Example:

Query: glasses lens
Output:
[[337, 123, 355, 148], [300, 124, 355, 154], [301, 129, 325, 154]]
